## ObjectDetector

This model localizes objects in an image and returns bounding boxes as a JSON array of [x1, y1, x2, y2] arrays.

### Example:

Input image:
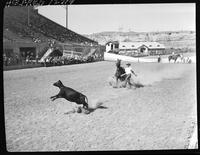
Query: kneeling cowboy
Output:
[[121, 63, 137, 88]]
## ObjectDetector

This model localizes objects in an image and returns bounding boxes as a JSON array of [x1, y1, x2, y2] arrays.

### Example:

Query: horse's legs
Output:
[[174, 58, 176, 63], [115, 77, 119, 87], [181, 57, 184, 63], [168, 57, 172, 63]]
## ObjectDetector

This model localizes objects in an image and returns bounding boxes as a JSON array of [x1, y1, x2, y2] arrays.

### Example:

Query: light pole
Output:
[[61, 5, 69, 29], [66, 5, 68, 28]]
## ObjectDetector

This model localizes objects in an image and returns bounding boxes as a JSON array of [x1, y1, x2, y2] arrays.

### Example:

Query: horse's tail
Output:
[[84, 95, 88, 105], [116, 59, 121, 67]]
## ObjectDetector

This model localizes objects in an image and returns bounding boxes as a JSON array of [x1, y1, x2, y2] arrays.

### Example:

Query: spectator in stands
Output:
[[21, 52, 26, 65], [3, 54, 8, 66], [7, 57, 11, 66], [29, 55, 34, 64], [36, 55, 39, 64], [3, 54, 5, 66], [15, 54, 19, 64], [46, 57, 51, 63], [52, 57, 56, 66], [44, 58, 47, 67], [61, 57, 65, 65], [26, 55, 30, 64], [19, 54, 22, 65]]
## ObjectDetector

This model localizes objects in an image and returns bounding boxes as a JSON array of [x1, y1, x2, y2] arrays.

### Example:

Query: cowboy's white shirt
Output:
[[125, 67, 132, 74]]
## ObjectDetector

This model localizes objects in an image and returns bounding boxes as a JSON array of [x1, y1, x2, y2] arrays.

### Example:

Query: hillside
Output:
[[84, 31, 196, 50]]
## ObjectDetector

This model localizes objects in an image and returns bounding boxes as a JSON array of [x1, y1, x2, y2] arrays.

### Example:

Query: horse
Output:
[[168, 54, 181, 63], [179, 55, 192, 64], [188, 58, 192, 64], [185, 57, 192, 64], [114, 59, 126, 86]]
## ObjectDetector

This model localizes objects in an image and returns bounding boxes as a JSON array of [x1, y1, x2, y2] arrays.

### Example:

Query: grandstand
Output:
[[4, 6, 98, 44], [3, 6, 101, 65]]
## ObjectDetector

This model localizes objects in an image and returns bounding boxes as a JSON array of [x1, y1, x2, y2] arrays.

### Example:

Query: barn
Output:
[[106, 41, 165, 56]]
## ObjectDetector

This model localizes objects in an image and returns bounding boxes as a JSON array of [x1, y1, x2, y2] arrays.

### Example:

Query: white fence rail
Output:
[[104, 52, 196, 63]]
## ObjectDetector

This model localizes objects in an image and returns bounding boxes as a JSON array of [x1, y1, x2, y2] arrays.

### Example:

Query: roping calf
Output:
[[50, 80, 88, 109]]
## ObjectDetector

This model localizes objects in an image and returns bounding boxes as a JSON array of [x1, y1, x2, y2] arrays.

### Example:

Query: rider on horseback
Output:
[[168, 52, 181, 63], [121, 63, 137, 88]]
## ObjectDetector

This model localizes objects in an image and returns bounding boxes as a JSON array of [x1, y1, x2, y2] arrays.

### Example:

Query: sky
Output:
[[37, 3, 195, 35]]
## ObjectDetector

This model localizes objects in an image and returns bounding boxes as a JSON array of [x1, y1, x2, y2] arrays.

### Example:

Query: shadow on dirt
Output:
[[164, 78, 182, 81], [112, 82, 145, 89], [133, 82, 145, 88], [86, 105, 108, 114], [108, 76, 148, 89], [64, 103, 108, 115]]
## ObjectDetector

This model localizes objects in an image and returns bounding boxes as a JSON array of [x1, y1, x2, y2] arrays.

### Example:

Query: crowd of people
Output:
[[3, 52, 40, 66], [3, 54, 22, 66], [3, 53, 103, 68], [43, 54, 102, 67]]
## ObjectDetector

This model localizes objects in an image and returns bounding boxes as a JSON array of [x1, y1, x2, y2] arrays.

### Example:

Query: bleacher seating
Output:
[[3, 6, 98, 45]]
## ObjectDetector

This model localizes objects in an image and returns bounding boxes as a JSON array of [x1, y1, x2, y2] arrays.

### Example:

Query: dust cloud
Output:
[[108, 64, 192, 87], [134, 64, 189, 85]]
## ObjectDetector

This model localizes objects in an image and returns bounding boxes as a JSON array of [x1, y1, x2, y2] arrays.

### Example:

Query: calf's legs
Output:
[[50, 94, 61, 101]]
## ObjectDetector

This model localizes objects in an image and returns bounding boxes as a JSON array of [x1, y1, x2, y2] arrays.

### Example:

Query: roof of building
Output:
[[119, 41, 165, 49], [105, 40, 119, 45]]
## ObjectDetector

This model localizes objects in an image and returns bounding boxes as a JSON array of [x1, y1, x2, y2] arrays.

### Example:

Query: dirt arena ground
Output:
[[3, 60, 197, 151]]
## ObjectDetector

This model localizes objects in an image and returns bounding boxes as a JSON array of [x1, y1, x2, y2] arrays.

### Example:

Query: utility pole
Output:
[[66, 5, 68, 28]]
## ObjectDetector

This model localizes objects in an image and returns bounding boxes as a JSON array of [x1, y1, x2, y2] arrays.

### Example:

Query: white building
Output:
[[105, 41, 165, 56]]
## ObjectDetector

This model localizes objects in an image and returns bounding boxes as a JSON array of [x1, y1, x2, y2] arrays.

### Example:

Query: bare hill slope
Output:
[[84, 31, 195, 49]]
